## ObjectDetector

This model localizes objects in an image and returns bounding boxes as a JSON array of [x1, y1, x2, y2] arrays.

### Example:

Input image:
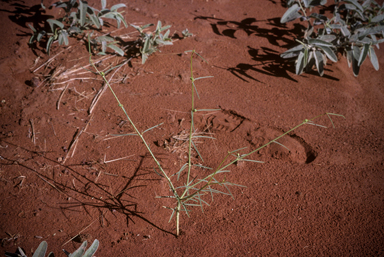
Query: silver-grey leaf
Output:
[[317, 45, 338, 62], [82, 239, 99, 257], [280, 44, 304, 58], [32, 241, 47, 257], [358, 44, 370, 66], [111, 3, 126, 12], [314, 50, 324, 76], [369, 46, 379, 70], [296, 51, 305, 75], [107, 44, 125, 56], [280, 4, 301, 23]]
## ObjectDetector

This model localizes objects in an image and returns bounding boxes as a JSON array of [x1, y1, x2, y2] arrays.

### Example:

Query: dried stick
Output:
[[57, 83, 70, 110], [32, 47, 70, 73], [63, 114, 94, 163], [88, 59, 130, 114], [61, 212, 105, 247], [29, 119, 36, 145], [103, 154, 135, 164]]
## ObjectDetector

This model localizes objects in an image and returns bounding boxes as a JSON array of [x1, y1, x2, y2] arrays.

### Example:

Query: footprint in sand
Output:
[[201, 109, 317, 164]]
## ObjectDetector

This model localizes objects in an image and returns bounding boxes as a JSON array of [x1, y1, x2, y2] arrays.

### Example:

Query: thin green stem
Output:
[[181, 113, 335, 202], [187, 50, 196, 187], [87, 38, 179, 202], [296, 0, 307, 18]]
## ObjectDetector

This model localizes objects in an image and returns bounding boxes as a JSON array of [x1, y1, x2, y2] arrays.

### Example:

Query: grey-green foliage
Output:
[[182, 28, 193, 38], [280, 0, 384, 76], [131, 21, 173, 64], [64, 240, 99, 257], [28, 0, 127, 55], [4, 240, 99, 257]]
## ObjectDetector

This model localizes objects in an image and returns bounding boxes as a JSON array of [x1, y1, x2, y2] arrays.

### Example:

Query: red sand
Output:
[[1, 0, 383, 256]]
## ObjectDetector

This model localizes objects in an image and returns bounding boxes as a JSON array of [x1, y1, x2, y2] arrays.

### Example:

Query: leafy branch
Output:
[[28, 0, 128, 55], [281, 0, 384, 76]]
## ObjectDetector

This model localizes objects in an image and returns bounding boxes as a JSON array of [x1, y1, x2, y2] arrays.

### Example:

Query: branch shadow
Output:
[[0, 2, 52, 30], [0, 2, 53, 54], [195, 14, 339, 82], [0, 139, 176, 237]]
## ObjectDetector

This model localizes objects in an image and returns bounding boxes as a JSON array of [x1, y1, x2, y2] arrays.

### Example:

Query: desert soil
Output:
[[1, 0, 384, 256]]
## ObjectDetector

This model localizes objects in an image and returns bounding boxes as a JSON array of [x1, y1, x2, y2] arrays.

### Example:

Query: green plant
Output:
[[4, 239, 99, 257], [28, 0, 128, 55], [280, 0, 384, 76], [131, 21, 173, 63], [87, 37, 344, 236], [182, 28, 193, 38]]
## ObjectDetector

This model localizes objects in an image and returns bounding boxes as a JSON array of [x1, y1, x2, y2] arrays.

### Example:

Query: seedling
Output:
[[131, 21, 173, 63], [87, 38, 344, 236], [280, 0, 384, 76], [28, 0, 128, 55], [4, 239, 99, 257], [182, 29, 193, 38]]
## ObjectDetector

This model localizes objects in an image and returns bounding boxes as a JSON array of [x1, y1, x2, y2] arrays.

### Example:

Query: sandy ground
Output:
[[1, 0, 383, 256]]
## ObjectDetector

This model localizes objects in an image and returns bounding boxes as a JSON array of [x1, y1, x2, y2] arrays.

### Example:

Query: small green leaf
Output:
[[115, 12, 129, 28], [308, 38, 333, 47], [101, 40, 107, 53], [280, 3, 301, 23], [101, 12, 116, 19], [142, 53, 148, 64], [88, 11, 101, 29], [344, 0, 364, 12], [107, 44, 124, 56], [47, 19, 64, 32], [156, 20, 162, 32], [79, 0, 88, 27], [58, 30, 69, 45], [82, 239, 99, 257], [280, 44, 304, 58], [358, 25, 384, 39], [344, 3, 357, 11], [29, 35, 35, 44], [54, 2, 68, 9], [352, 47, 361, 76], [319, 34, 336, 42], [340, 25, 351, 37], [62, 30, 69, 45], [163, 29, 170, 39], [314, 50, 324, 76], [40, 0, 46, 9], [369, 46, 379, 70], [141, 23, 153, 30], [303, 47, 309, 67], [68, 26, 82, 34], [101, 0, 107, 10], [68, 241, 87, 257], [317, 45, 338, 62], [358, 44, 370, 66], [142, 37, 150, 53], [160, 25, 171, 32], [96, 35, 115, 42], [346, 49, 353, 68], [352, 45, 361, 61], [37, 31, 46, 42], [27, 23, 36, 33], [295, 51, 305, 75], [111, 3, 126, 12], [32, 241, 47, 257], [371, 14, 384, 23], [46, 36, 55, 55]]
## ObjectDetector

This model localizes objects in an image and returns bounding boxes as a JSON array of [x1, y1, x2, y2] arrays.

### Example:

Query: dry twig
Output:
[[57, 83, 70, 110]]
